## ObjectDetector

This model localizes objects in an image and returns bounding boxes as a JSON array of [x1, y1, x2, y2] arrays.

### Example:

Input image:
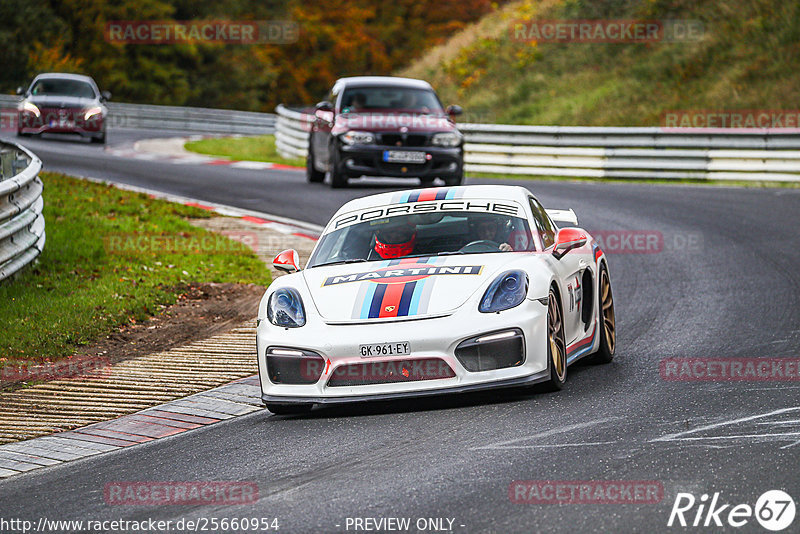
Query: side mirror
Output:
[[315, 101, 334, 112], [16, 87, 24, 95], [446, 105, 463, 117], [273, 249, 301, 273], [553, 227, 587, 260], [101, 90, 111, 101]]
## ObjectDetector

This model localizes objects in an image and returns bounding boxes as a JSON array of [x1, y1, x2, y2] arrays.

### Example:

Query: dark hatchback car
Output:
[[306, 76, 464, 188], [17, 73, 110, 144]]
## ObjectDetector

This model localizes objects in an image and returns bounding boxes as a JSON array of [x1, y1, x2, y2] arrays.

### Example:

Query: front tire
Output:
[[589, 265, 616, 364], [329, 148, 348, 188], [544, 288, 567, 391], [306, 145, 325, 183], [266, 403, 313, 415]]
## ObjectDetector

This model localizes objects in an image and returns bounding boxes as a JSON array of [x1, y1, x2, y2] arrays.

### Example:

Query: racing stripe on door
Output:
[[566, 322, 597, 363]]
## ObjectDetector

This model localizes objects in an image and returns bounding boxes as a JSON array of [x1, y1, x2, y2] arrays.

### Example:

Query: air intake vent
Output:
[[455, 329, 525, 372], [328, 358, 455, 387]]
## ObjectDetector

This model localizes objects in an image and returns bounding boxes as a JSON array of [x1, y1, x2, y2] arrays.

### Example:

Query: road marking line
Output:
[[651, 406, 800, 442], [470, 418, 619, 450]]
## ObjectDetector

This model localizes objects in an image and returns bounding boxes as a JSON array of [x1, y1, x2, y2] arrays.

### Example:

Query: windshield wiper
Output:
[[311, 259, 367, 268]]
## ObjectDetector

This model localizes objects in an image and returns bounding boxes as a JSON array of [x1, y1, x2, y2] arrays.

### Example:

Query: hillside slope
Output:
[[400, 0, 800, 126]]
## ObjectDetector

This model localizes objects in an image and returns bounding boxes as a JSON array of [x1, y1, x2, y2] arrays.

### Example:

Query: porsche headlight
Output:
[[267, 288, 306, 328], [84, 106, 103, 120], [340, 131, 375, 145], [431, 131, 462, 147], [22, 101, 40, 117], [479, 270, 528, 313]]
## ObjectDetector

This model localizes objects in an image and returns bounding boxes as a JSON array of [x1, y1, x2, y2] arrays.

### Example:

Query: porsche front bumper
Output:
[[256, 297, 550, 405]]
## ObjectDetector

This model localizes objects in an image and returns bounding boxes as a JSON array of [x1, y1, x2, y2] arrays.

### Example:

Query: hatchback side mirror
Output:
[[446, 105, 463, 117], [16, 87, 24, 95], [273, 249, 301, 273], [553, 228, 587, 260], [101, 90, 112, 101], [315, 101, 334, 112]]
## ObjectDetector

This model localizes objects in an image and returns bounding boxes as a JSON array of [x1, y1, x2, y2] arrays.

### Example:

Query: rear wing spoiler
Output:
[[545, 208, 578, 226]]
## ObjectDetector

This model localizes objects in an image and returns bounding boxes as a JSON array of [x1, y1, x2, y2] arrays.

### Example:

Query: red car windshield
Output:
[[30, 79, 96, 99]]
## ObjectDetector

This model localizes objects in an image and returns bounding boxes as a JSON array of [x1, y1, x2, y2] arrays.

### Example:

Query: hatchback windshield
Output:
[[308, 211, 535, 267], [341, 87, 444, 114], [30, 79, 96, 99]]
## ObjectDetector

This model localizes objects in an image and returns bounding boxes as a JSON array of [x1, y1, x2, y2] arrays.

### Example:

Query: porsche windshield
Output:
[[308, 211, 535, 267]]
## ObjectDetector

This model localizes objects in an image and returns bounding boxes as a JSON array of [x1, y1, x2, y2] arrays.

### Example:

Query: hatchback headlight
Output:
[[22, 101, 40, 117], [479, 270, 528, 313], [84, 106, 103, 120], [267, 288, 306, 327], [340, 131, 375, 145], [431, 131, 462, 147]]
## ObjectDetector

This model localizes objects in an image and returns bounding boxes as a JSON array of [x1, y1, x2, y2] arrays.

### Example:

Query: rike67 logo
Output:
[[668, 490, 796, 531]]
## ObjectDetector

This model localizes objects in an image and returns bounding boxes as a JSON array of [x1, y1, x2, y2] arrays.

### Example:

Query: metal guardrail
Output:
[[0, 95, 276, 136], [274, 104, 800, 181], [0, 141, 45, 281]]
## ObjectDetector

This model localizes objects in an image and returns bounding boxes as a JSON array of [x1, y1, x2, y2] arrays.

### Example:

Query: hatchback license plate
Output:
[[383, 150, 426, 164]]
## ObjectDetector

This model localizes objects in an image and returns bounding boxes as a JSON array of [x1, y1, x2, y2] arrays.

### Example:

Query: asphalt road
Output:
[[1, 129, 799, 533]]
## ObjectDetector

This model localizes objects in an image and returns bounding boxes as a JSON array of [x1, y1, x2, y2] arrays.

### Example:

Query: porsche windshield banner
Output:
[[323, 264, 483, 286], [330, 198, 522, 231]]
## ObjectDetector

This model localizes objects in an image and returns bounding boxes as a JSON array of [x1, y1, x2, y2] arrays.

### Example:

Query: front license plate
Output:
[[383, 150, 426, 164], [359, 342, 411, 358]]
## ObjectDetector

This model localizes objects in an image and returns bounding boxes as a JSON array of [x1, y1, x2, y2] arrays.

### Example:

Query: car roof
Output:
[[332, 76, 434, 91], [334, 185, 534, 215], [33, 73, 97, 84]]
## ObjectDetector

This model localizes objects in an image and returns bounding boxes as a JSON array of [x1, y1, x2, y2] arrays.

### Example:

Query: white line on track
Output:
[[470, 417, 619, 450], [650, 406, 800, 443]]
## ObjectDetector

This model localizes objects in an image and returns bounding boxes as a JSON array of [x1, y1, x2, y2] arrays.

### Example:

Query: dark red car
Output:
[[17, 73, 110, 144], [307, 76, 464, 188]]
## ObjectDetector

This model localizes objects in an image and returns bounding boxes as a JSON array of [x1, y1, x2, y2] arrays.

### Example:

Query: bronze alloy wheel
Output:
[[600, 268, 616, 354], [546, 288, 567, 389], [590, 265, 616, 364]]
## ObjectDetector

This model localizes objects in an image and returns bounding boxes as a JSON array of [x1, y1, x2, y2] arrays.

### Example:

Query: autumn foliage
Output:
[[0, 0, 499, 110]]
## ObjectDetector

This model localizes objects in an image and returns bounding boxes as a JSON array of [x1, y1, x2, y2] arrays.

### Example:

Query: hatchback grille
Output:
[[379, 133, 429, 147]]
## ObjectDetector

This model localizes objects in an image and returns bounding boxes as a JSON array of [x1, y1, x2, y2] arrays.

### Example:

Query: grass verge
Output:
[[184, 135, 305, 167], [0, 172, 270, 369]]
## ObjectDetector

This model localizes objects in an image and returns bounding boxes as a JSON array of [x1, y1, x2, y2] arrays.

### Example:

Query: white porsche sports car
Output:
[[257, 185, 615, 414]]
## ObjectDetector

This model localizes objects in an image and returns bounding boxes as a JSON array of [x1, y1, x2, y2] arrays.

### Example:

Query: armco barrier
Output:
[[0, 95, 275, 136], [0, 141, 45, 281], [274, 104, 800, 182]]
